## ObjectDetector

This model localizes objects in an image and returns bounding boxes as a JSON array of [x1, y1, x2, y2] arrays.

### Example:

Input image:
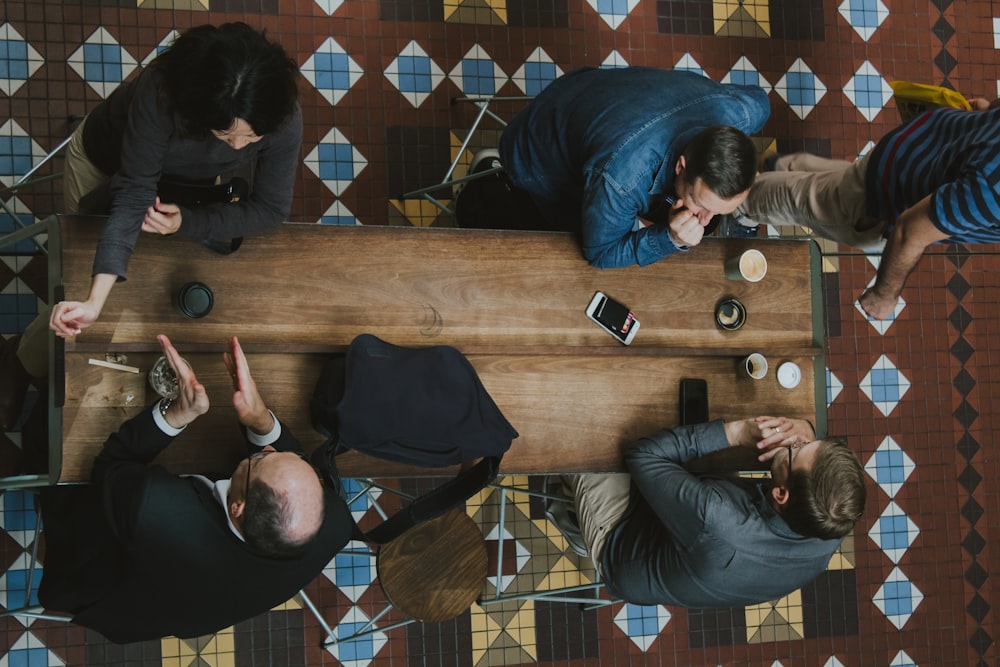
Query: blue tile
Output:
[[597, 0, 629, 15], [848, 0, 882, 27], [624, 604, 660, 636], [0, 294, 39, 332], [852, 74, 885, 108], [1, 490, 37, 532], [8, 646, 50, 667], [82, 43, 123, 82], [397, 56, 433, 93], [0, 211, 39, 253], [784, 72, 817, 107], [461, 59, 496, 96], [317, 143, 357, 181], [729, 70, 760, 87], [0, 40, 29, 79], [337, 625, 376, 660], [0, 135, 34, 177], [869, 369, 901, 403], [333, 552, 373, 586], [6, 567, 42, 606], [879, 515, 910, 549], [874, 449, 906, 483], [313, 52, 353, 91], [522, 62, 558, 96], [320, 214, 357, 225], [881, 581, 913, 616]]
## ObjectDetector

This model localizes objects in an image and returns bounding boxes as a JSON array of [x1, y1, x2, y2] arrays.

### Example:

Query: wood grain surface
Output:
[[55, 218, 823, 482], [60, 218, 819, 353]]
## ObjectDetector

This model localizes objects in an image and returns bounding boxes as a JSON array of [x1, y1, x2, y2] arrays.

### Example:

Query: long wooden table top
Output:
[[61, 350, 819, 481], [60, 218, 821, 354], [55, 217, 824, 482]]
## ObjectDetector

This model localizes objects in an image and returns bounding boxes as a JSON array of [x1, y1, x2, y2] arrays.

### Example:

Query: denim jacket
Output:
[[499, 67, 770, 268]]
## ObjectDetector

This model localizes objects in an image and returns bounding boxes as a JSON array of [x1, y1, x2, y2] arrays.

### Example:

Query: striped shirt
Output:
[[866, 106, 1000, 244]]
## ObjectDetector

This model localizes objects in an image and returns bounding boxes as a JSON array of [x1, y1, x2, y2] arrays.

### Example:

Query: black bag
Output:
[[454, 171, 552, 231], [310, 334, 518, 544]]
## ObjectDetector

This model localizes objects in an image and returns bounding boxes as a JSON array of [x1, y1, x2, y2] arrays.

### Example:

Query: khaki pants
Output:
[[560, 473, 632, 575], [63, 116, 109, 214], [15, 307, 50, 378], [744, 152, 886, 251]]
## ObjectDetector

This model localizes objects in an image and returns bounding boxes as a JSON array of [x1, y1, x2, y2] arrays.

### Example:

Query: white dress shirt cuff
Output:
[[246, 410, 281, 447], [152, 399, 186, 436]]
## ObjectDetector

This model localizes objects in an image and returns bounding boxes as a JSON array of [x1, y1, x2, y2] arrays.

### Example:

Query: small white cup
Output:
[[725, 249, 767, 282], [777, 361, 802, 389], [741, 353, 768, 380]]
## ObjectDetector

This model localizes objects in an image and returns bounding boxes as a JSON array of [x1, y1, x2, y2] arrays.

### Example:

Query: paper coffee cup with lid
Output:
[[777, 361, 802, 389]]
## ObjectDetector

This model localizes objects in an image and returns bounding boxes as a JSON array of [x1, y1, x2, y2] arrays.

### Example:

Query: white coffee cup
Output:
[[741, 353, 768, 380], [725, 249, 767, 282]]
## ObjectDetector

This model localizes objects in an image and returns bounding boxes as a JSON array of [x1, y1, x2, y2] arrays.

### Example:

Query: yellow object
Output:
[[890, 80, 971, 122]]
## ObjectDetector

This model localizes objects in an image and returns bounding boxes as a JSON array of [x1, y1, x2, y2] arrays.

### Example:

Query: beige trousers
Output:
[[744, 152, 886, 251], [62, 116, 109, 214], [560, 473, 632, 575]]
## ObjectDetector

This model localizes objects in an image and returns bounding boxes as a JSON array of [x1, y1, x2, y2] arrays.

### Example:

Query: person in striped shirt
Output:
[[742, 97, 1000, 319]]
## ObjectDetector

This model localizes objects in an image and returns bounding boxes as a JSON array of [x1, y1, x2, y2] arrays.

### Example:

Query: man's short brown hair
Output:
[[783, 437, 866, 540]]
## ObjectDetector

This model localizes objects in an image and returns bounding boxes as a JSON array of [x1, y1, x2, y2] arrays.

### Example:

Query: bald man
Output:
[[37, 335, 352, 644]]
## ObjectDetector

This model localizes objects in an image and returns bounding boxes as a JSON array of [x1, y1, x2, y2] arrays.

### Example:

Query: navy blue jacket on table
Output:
[[499, 67, 770, 268], [600, 421, 841, 607], [37, 408, 353, 644]]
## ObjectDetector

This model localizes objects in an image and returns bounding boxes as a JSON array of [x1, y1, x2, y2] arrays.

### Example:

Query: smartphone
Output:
[[679, 378, 709, 425], [586, 291, 640, 345]]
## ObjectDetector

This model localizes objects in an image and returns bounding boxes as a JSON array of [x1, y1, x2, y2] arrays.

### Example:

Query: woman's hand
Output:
[[49, 300, 100, 337], [142, 197, 183, 235]]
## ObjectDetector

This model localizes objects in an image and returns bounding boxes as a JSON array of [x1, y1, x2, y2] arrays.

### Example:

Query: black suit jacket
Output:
[[39, 408, 352, 644]]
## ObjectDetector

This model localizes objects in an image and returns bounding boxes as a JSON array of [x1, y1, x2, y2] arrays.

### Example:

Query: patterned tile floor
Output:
[[1, 0, 999, 665]]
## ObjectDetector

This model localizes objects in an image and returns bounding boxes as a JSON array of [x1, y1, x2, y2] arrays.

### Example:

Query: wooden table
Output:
[[55, 216, 825, 481]]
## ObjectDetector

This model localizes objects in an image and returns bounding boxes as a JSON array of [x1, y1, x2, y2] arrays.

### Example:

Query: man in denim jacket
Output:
[[499, 67, 770, 268]]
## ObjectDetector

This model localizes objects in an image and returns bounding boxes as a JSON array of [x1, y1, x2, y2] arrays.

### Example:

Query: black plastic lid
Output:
[[178, 282, 214, 318]]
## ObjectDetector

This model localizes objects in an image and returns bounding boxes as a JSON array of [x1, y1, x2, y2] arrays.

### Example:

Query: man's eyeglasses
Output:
[[243, 450, 318, 494]]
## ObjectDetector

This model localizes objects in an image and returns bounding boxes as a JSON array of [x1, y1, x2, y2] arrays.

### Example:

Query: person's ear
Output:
[[770, 484, 790, 507], [230, 500, 246, 523], [675, 155, 686, 177]]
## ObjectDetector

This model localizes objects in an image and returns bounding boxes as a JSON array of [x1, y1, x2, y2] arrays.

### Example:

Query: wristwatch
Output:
[[158, 397, 174, 419]]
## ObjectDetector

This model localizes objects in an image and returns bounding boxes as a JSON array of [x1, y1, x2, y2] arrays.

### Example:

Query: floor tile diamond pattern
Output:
[[303, 128, 368, 196], [448, 45, 509, 97], [844, 60, 892, 121], [859, 355, 910, 416], [838, 0, 889, 40], [301, 37, 364, 107], [864, 436, 915, 498], [612, 603, 670, 651], [510, 48, 562, 96], [585, 0, 640, 30], [65, 28, 139, 98], [868, 501, 919, 564], [775, 58, 827, 120], [873, 567, 923, 630], [0, 24, 44, 97], [385, 41, 445, 108]]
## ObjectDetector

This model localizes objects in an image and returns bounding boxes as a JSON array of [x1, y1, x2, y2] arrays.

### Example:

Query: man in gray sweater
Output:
[[552, 416, 865, 607]]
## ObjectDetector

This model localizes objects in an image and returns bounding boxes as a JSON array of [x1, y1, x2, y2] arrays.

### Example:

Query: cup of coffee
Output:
[[725, 249, 767, 282], [741, 353, 768, 380]]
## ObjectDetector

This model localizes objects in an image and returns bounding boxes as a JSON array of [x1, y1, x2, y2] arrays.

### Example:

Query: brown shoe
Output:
[[0, 335, 32, 430]]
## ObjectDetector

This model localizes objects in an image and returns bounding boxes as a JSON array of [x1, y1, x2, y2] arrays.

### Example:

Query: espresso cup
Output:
[[741, 352, 768, 380], [725, 249, 767, 282]]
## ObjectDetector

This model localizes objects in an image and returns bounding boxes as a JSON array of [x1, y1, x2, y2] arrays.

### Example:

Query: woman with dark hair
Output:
[[0, 23, 302, 431]]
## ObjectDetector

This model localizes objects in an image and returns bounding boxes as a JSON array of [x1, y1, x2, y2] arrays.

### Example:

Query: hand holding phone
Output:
[[586, 292, 639, 345]]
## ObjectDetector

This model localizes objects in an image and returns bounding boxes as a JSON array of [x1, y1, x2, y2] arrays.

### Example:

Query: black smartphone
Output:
[[679, 378, 709, 425]]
